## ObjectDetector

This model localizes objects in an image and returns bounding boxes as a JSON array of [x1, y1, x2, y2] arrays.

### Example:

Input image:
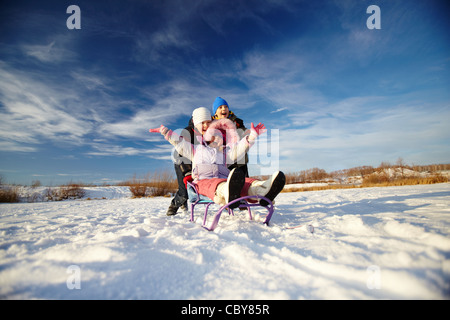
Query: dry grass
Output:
[[282, 184, 358, 193], [281, 160, 449, 193], [126, 170, 178, 198], [362, 173, 448, 187], [282, 174, 448, 193], [0, 186, 20, 203], [45, 183, 86, 201]]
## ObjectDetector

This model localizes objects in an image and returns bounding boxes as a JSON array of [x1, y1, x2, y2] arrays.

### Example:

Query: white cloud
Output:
[[86, 142, 173, 159], [0, 64, 93, 150], [237, 46, 328, 119], [22, 39, 77, 63], [97, 78, 251, 139], [0, 141, 37, 153], [0, 59, 153, 155], [70, 72, 112, 91], [276, 98, 450, 171], [131, 0, 298, 65], [133, 26, 194, 64], [0, 58, 229, 157], [271, 107, 288, 113]]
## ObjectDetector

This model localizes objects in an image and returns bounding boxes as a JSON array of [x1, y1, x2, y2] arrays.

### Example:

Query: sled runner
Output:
[[186, 180, 275, 231]]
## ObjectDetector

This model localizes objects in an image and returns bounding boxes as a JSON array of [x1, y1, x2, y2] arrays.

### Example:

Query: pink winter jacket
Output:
[[165, 119, 253, 182]]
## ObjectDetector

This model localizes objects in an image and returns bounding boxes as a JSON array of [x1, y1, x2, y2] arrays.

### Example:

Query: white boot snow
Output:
[[248, 171, 286, 206]]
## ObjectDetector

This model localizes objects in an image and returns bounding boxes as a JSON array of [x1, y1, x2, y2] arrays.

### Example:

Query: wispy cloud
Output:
[[131, 0, 299, 65], [86, 142, 173, 159], [0, 54, 216, 158], [70, 72, 112, 91], [22, 40, 77, 63], [133, 26, 195, 64], [97, 79, 216, 139], [0, 63, 93, 150], [0, 141, 37, 153], [231, 45, 329, 131], [199, 0, 289, 35], [271, 107, 288, 113], [278, 98, 450, 170]]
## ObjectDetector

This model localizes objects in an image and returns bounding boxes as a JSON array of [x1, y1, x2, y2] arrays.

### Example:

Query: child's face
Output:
[[204, 128, 224, 149], [215, 105, 229, 119], [208, 135, 223, 149], [195, 120, 211, 135]]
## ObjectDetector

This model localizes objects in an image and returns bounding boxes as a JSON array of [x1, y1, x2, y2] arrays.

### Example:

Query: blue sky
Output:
[[0, 0, 449, 185]]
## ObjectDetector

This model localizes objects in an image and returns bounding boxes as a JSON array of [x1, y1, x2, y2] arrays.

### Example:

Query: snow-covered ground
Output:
[[1, 183, 449, 299]]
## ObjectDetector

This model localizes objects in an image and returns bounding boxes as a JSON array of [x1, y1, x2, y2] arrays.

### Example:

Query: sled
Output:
[[186, 180, 275, 231]]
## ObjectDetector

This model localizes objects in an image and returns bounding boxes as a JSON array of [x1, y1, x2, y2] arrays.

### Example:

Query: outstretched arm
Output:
[[227, 122, 267, 162], [149, 125, 194, 160]]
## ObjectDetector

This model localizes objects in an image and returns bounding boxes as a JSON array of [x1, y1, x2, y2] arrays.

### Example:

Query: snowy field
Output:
[[1, 183, 449, 300]]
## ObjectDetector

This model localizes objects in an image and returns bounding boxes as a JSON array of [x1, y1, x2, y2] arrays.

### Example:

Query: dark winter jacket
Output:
[[172, 117, 198, 175]]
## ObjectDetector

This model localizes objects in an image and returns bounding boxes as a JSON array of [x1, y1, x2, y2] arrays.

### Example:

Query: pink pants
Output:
[[196, 177, 257, 201]]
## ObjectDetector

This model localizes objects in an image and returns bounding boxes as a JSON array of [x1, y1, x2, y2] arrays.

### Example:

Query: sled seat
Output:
[[186, 180, 274, 231]]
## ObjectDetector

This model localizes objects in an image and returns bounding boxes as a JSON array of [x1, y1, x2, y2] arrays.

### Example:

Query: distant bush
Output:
[[31, 180, 42, 188], [60, 183, 86, 199], [362, 171, 391, 185], [281, 159, 449, 193], [149, 170, 178, 197], [0, 186, 20, 203], [127, 174, 148, 198], [362, 173, 448, 187], [284, 167, 330, 184], [126, 170, 177, 198], [45, 183, 86, 201]]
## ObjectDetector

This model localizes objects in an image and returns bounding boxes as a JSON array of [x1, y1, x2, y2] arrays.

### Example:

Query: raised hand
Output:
[[248, 122, 266, 143], [149, 125, 169, 136], [251, 122, 266, 136], [148, 126, 162, 133]]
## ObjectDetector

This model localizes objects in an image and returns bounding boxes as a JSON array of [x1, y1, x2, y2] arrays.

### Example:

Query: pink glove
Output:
[[149, 125, 172, 141], [149, 126, 162, 133], [251, 122, 266, 136], [248, 122, 266, 142], [149, 125, 169, 135]]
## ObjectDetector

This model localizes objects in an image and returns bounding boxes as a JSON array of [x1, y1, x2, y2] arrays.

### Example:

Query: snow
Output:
[[1, 183, 449, 299]]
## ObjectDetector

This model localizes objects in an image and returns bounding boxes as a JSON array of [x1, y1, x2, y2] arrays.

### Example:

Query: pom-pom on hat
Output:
[[212, 97, 228, 116], [192, 107, 212, 126]]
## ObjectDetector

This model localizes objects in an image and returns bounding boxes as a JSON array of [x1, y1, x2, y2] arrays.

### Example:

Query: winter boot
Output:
[[166, 204, 179, 216], [215, 168, 245, 209], [248, 171, 286, 206], [180, 203, 188, 213]]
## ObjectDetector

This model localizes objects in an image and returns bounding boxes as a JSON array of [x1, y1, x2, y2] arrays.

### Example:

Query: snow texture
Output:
[[1, 184, 449, 299]]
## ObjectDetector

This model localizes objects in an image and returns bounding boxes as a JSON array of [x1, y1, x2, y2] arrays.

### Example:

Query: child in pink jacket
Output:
[[154, 107, 285, 208]]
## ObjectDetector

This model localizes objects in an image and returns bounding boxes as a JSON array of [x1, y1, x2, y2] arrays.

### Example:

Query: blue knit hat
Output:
[[212, 97, 228, 116]]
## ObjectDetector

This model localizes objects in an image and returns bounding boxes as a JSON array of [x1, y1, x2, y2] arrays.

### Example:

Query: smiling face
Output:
[[214, 104, 229, 119], [195, 120, 212, 135], [207, 133, 223, 149]]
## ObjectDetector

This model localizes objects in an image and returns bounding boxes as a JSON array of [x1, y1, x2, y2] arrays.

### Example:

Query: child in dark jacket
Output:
[[212, 97, 249, 177], [166, 111, 206, 216]]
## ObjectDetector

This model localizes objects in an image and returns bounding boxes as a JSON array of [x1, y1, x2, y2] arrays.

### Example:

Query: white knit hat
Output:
[[192, 107, 211, 126]]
